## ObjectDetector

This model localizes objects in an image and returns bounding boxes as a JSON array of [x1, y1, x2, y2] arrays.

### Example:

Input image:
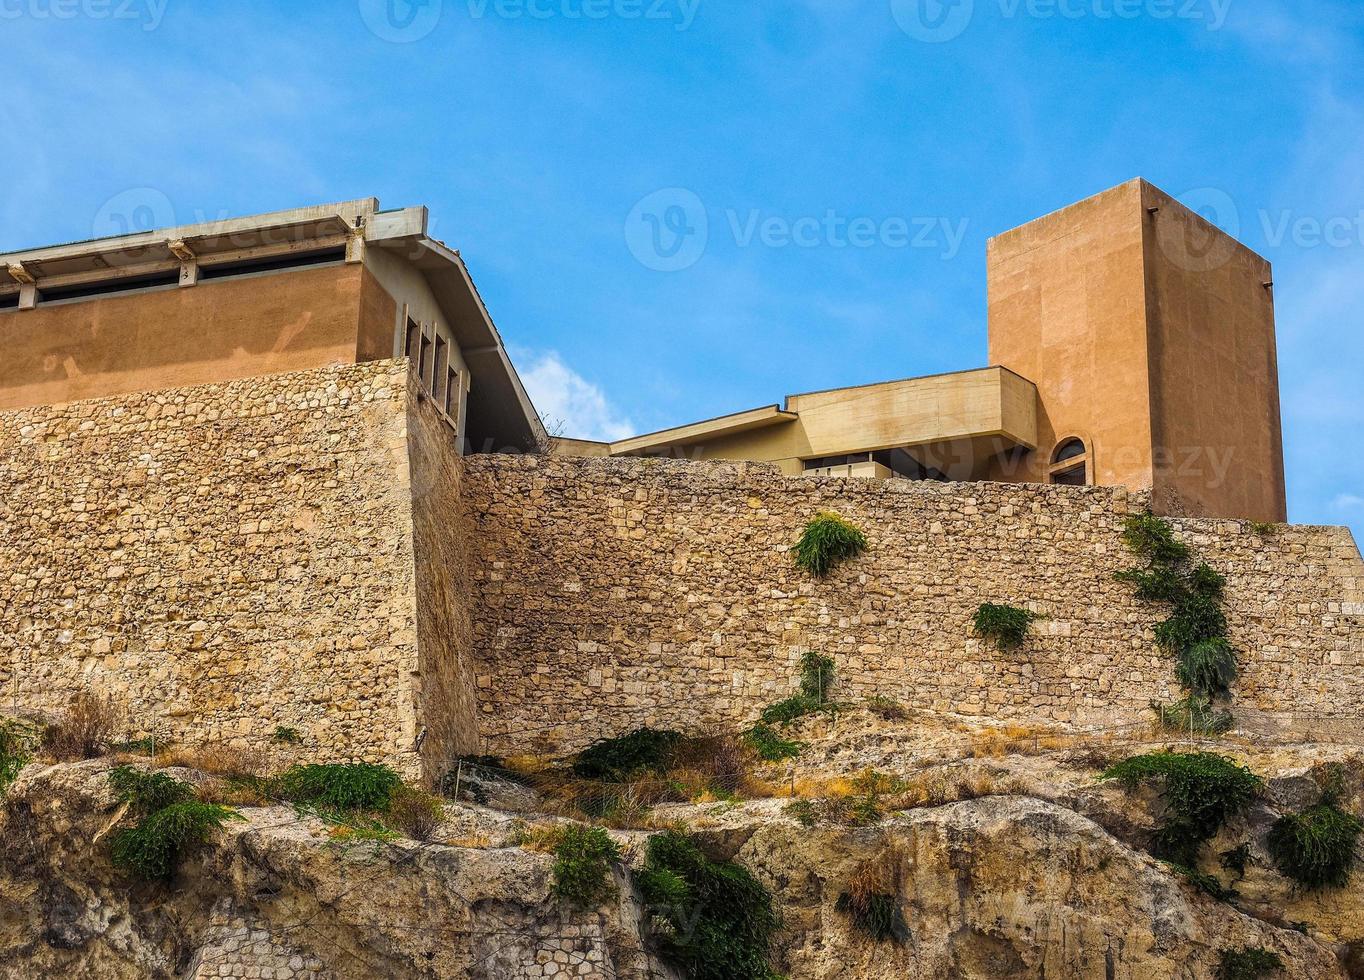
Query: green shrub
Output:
[[108, 766, 195, 814], [758, 697, 820, 726], [110, 801, 242, 881], [1120, 512, 1191, 564], [835, 891, 906, 943], [551, 824, 621, 907], [1247, 522, 1279, 537], [798, 652, 836, 702], [272, 726, 302, 745], [385, 785, 446, 842], [1116, 514, 1236, 705], [743, 724, 802, 762], [1267, 803, 1363, 889], [793, 512, 867, 577], [784, 799, 817, 827], [1174, 639, 1238, 700], [572, 729, 684, 781], [1217, 947, 1284, 980], [0, 719, 39, 793], [973, 604, 1036, 649], [1153, 697, 1234, 736], [1167, 862, 1237, 901], [1101, 753, 1263, 866], [635, 831, 781, 980], [275, 763, 403, 811]]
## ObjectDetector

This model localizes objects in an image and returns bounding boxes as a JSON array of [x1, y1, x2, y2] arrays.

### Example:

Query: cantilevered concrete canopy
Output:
[[558, 366, 1038, 479]]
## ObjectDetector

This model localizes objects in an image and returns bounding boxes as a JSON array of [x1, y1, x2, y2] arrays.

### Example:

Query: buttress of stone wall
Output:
[[406, 368, 480, 782], [0, 360, 426, 776], [463, 455, 1364, 755]]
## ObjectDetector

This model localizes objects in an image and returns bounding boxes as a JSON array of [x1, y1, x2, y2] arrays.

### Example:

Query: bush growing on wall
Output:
[[107, 767, 243, 882], [793, 512, 867, 577], [1268, 803, 1363, 889], [1101, 752, 1263, 867], [973, 604, 1036, 650], [1115, 514, 1238, 721], [1216, 947, 1283, 980], [550, 824, 621, 907], [0, 720, 39, 793], [635, 830, 781, 979]]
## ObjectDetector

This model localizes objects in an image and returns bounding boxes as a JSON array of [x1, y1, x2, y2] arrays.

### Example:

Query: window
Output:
[[404, 317, 421, 359], [418, 329, 433, 388], [445, 365, 459, 416], [433, 336, 449, 405], [1048, 438, 1090, 486]]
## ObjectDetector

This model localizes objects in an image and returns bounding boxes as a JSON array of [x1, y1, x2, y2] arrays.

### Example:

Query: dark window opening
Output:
[[199, 246, 346, 282], [433, 336, 449, 404], [445, 366, 459, 416], [418, 330, 432, 388], [1052, 438, 1087, 464], [1052, 463, 1087, 486], [803, 449, 948, 482], [38, 270, 181, 304], [404, 317, 421, 359], [0, 293, 19, 311]]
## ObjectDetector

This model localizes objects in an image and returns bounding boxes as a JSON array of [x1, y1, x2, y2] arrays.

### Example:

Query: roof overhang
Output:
[[610, 405, 799, 457]]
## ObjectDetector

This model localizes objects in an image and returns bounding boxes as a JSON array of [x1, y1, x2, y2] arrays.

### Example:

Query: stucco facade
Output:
[[988, 179, 1286, 523], [557, 179, 1287, 523]]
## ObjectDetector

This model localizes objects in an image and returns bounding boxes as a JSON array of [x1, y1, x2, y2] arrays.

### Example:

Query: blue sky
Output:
[[1, 0, 1361, 539]]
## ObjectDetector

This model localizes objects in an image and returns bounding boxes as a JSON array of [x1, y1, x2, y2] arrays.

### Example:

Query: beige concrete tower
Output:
[[986, 178, 1287, 523]]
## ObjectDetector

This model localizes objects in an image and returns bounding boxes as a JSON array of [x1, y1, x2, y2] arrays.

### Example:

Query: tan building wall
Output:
[[0, 263, 397, 412], [0, 359, 475, 781], [987, 178, 1286, 522], [463, 455, 1361, 755]]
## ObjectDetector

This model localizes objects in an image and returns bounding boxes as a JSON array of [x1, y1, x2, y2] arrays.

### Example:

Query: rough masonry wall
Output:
[[464, 455, 1364, 754], [407, 372, 480, 777], [0, 360, 426, 775]]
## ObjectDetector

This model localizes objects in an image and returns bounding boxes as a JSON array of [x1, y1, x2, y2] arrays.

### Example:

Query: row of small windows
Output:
[[404, 316, 463, 419]]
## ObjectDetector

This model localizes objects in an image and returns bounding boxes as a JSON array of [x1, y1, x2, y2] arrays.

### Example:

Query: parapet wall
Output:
[[0, 359, 453, 778], [463, 455, 1364, 754]]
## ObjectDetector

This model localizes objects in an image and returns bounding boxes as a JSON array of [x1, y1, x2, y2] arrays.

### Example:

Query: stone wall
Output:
[[0, 359, 431, 777], [407, 371, 480, 775], [463, 455, 1364, 754]]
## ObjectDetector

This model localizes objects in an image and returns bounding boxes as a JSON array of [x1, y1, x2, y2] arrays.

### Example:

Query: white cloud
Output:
[[1335, 494, 1364, 510], [518, 351, 635, 443]]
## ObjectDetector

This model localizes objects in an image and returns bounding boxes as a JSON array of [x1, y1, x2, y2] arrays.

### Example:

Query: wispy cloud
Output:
[[517, 351, 635, 443], [1335, 494, 1364, 510]]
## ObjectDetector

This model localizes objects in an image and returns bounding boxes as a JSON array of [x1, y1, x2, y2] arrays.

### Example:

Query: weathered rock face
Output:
[[4, 760, 1360, 980], [739, 798, 1343, 980]]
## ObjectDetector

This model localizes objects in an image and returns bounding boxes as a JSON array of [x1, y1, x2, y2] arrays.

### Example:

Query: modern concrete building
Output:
[[0, 199, 545, 455], [559, 179, 1287, 523], [0, 179, 1287, 522]]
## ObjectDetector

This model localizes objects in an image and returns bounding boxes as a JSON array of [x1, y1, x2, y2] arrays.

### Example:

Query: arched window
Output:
[[1049, 438, 1089, 486]]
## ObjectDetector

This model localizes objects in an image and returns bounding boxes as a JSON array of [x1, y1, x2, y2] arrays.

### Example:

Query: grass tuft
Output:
[[973, 604, 1036, 649], [793, 512, 867, 577], [635, 831, 781, 980], [275, 763, 403, 811], [1267, 803, 1363, 890], [1217, 947, 1284, 980]]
